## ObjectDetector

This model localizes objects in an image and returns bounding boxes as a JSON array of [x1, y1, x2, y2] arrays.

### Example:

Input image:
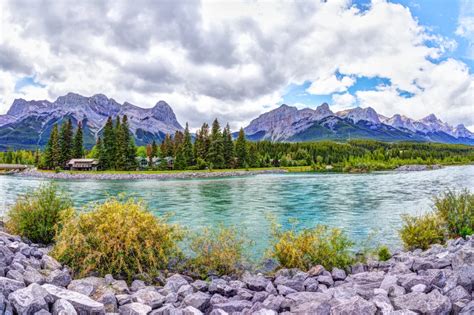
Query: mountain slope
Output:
[[0, 93, 183, 150], [244, 104, 474, 145]]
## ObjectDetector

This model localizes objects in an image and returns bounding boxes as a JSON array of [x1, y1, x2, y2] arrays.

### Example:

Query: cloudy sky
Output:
[[0, 0, 473, 130]]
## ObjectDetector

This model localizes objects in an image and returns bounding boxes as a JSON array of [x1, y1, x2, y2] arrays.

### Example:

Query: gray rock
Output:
[[371, 294, 394, 314], [42, 283, 105, 314], [242, 272, 268, 291], [67, 277, 105, 297], [33, 310, 51, 315], [330, 295, 377, 315], [52, 299, 78, 315], [182, 305, 202, 315], [456, 266, 473, 292], [177, 284, 194, 298], [446, 285, 470, 303], [252, 291, 269, 303], [41, 255, 61, 270], [265, 281, 277, 295], [393, 290, 452, 314], [303, 277, 319, 292], [96, 291, 117, 313], [274, 276, 304, 292], [46, 269, 72, 287], [6, 269, 24, 283], [164, 274, 188, 293], [351, 263, 365, 274], [111, 279, 129, 295], [132, 288, 165, 309], [8, 283, 49, 314], [318, 275, 334, 287], [119, 302, 152, 315], [130, 280, 146, 292], [251, 309, 277, 315], [261, 294, 286, 311], [308, 265, 326, 277], [191, 280, 208, 292], [208, 279, 236, 297], [210, 294, 227, 306], [410, 284, 427, 293], [23, 267, 45, 286], [331, 268, 347, 281], [0, 276, 26, 297], [283, 292, 331, 309], [277, 285, 297, 296], [213, 300, 253, 312], [116, 294, 132, 306], [0, 246, 14, 265], [459, 301, 474, 315], [183, 291, 210, 311]]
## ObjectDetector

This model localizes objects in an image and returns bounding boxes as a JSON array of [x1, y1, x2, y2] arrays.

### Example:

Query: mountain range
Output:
[[0, 92, 472, 150]]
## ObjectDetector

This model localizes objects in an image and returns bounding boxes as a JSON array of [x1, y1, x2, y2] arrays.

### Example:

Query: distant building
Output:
[[136, 156, 174, 169], [67, 159, 99, 171]]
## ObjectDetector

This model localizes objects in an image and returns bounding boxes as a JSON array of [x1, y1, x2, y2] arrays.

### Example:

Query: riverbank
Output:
[[10, 163, 455, 180], [0, 228, 472, 314]]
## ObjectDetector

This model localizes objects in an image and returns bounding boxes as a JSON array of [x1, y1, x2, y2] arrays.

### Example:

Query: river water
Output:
[[1, 165, 473, 257]]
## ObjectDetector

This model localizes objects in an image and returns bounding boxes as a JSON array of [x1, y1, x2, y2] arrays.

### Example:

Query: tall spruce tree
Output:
[[73, 121, 84, 158], [222, 123, 235, 168], [182, 123, 194, 167], [161, 134, 174, 157], [115, 116, 127, 170], [235, 127, 248, 168], [96, 137, 105, 170], [173, 131, 184, 156], [102, 117, 116, 169], [59, 118, 73, 166], [151, 140, 158, 158], [194, 123, 210, 162], [44, 124, 61, 169], [208, 119, 224, 169], [122, 115, 137, 170]]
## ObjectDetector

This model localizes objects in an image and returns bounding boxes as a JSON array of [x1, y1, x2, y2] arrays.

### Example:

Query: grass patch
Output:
[[5, 183, 73, 244], [434, 189, 474, 238], [52, 197, 183, 281]]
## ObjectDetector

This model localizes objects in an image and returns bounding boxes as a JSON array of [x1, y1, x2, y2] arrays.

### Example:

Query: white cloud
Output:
[[307, 75, 355, 95], [456, 0, 474, 60], [331, 93, 357, 112], [0, 0, 472, 130]]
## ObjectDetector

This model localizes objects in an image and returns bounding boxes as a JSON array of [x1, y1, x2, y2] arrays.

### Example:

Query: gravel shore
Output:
[[14, 168, 288, 181], [0, 228, 472, 314]]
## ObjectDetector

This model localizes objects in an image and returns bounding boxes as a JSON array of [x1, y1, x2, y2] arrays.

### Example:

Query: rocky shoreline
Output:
[[394, 164, 443, 172], [14, 168, 288, 181], [0, 229, 472, 314]]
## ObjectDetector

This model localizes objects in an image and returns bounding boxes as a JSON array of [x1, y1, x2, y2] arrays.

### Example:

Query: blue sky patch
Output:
[[14, 76, 45, 92]]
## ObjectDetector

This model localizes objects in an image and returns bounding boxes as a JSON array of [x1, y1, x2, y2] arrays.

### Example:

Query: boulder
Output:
[[370, 294, 394, 314], [96, 291, 117, 313], [393, 290, 451, 314], [242, 272, 268, 291], [330, 295, 377, 315], [0, 277, 26, 297], [119, 302, 152, 315], [446, 286, 470, 303], [52, 299, 77, 315], [46, 269, 72, 288], [308, 265, 325, 277], [273, 276, 304, 292], [261, 294, 286, 311], [67, 277, 105, 297], [164, 274, 188, 293], [183, 291, 211, 311], [132, 288, 165, 309], [130, 280, 146, 292], [6, 270, 24, 283], [331, 268, 347, 281], [24, 266, 45, 286], [191, 280, 208, 292], [317, 275, 334, 287], [213, 300, 253, 312], [8, 283, 49, 314], [459, 301, 474, 315], [41, 255, 61, 271], [42, 283, 105, 314], [183, 306, 203, 315]]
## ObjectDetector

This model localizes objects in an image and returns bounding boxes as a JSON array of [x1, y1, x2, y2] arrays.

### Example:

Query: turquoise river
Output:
[[1, 165, 473, 257]]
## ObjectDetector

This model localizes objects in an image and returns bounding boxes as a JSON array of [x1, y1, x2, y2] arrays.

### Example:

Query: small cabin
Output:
[[67, 159, 99, 171]]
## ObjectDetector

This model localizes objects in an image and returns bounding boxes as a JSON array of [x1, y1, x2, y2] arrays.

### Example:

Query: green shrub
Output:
[[399, 213, 445, 250], [188, 225, 249, 278], [52, 197, 183, 280], [270, 223, 354, 271], [434, 189, 473, 237], [6, 183, 73, 244], [377, 246, 391, 261]]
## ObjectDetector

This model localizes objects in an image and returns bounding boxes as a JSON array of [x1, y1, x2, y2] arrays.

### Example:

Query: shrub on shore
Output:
[[5, 183, 73, 244], [377, 246, 391, 261], [399, 213, 445, 250], [434, 189, 473, 237], [399, 189, 473, 250], [52, 197, 183, 280], [187, 225, 250, 278], [270, 222, 354, 271]]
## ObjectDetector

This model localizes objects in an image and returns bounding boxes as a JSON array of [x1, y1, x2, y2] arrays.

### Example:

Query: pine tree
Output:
[[235, 127, 248, 168], [161, 134, 174, 157], [59, 118, 73, 166], [122, 115, 137, 170], [96, 137, 106, 170], [182, 123, 194, 167], [195, 123, 210, 161], [223, 123, 235, 168], [102, 117, 116, 169], [208, 118, 224, 169], [151, 140, 158, 158], [174, 147, 186, 170], [73, 121, 84, 158], [173, 131, 184, 156], [248, 143, 258, 167], [44, 124, 61, 169]]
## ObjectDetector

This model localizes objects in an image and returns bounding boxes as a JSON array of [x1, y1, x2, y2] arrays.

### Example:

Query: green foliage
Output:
[[52, 197, 183, 280], [73, 122, 84, 158], [59, 118, 74, 166], [399, 213, 445, 250], [188, 225, 249, 278], [222, 124, 235, 168], [208, 119, 225, 169], [44, 124, 61, 169], [269, 221, 354, 271], [235, 128, 248, 168], [182, 123, 194, 167], [6, 183, 73, 244], [377, 246, 391, 261], [433, 189, 474, 237], [102, 117, 116, 169]]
